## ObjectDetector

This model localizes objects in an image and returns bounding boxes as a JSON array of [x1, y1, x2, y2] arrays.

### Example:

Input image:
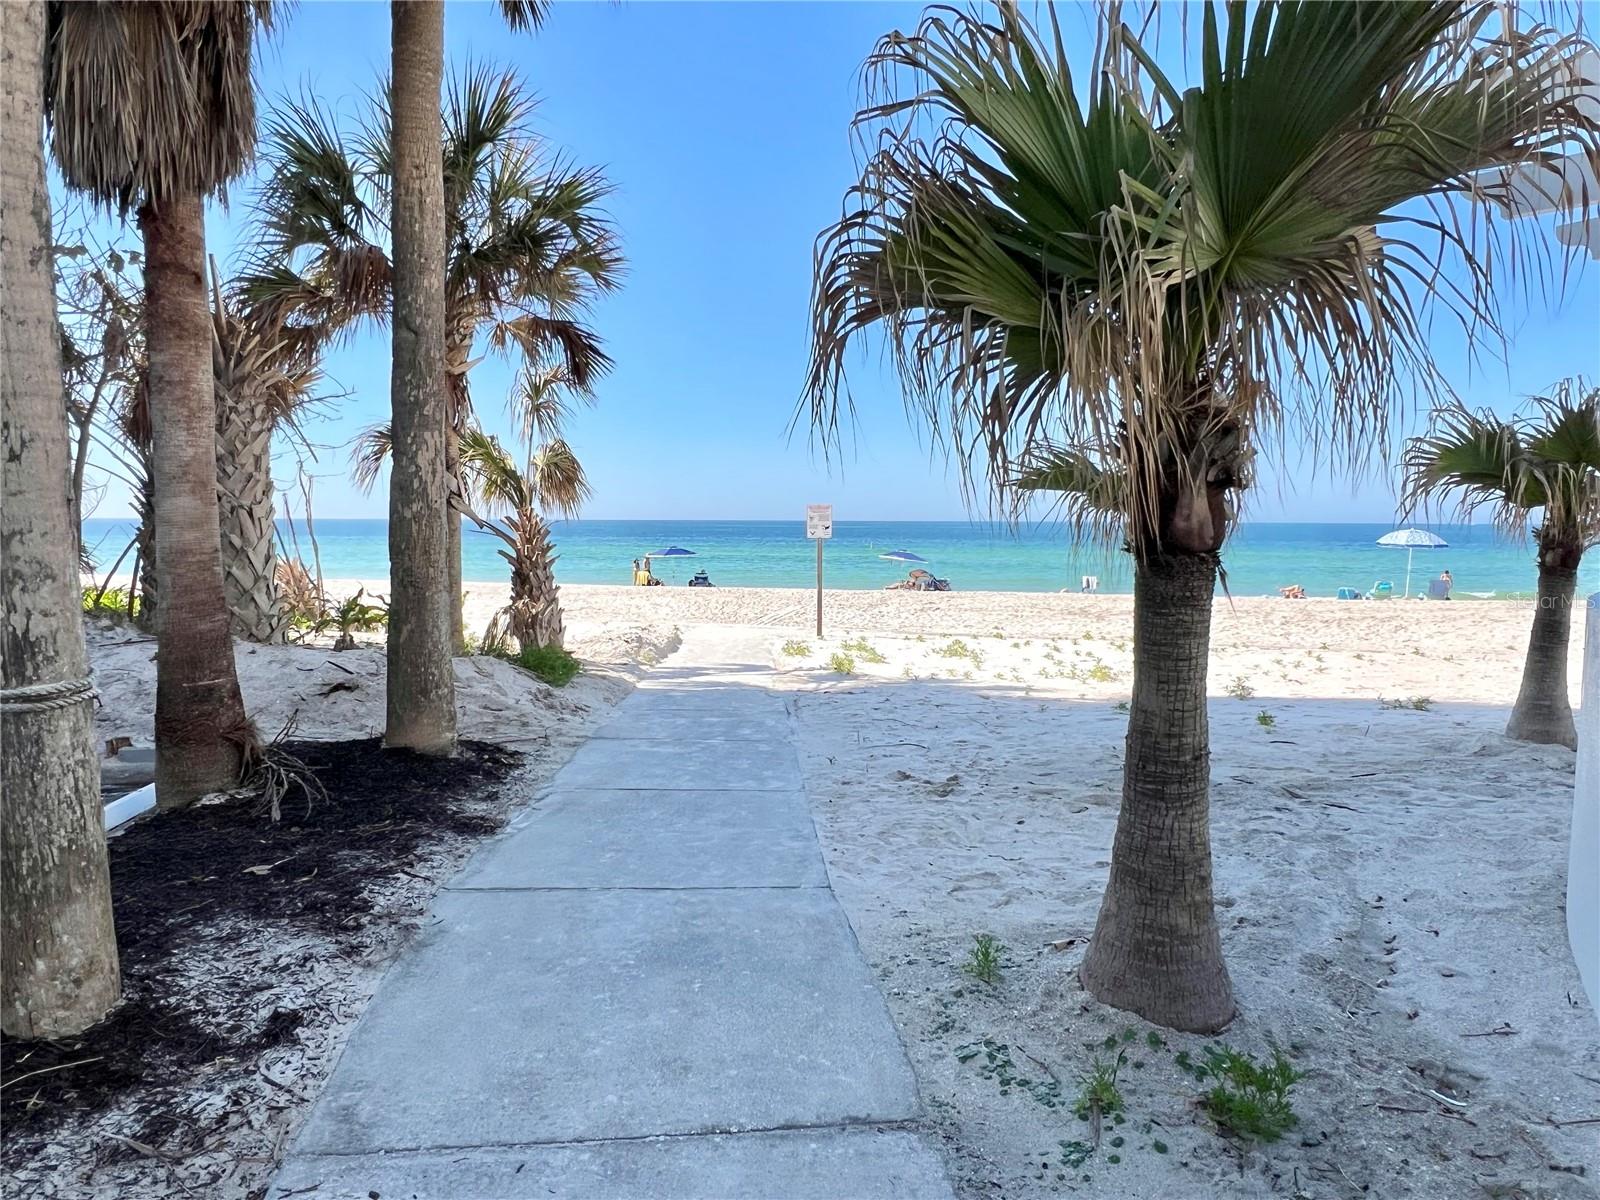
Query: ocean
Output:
[[81, 518, 1598, 599]]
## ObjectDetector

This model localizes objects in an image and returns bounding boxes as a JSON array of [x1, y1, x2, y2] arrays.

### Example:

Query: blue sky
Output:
[[77, 1, 1600, 524]]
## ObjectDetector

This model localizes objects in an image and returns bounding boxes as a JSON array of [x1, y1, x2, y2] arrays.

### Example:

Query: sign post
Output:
[[806, 504, 833, 638]]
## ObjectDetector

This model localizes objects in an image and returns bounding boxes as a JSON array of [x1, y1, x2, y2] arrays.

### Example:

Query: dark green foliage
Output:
[[1200, 1045, 1305, 1141], [509, 643, 581, 687]]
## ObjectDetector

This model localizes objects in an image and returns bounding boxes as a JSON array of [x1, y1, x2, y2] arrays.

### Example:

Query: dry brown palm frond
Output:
[[46, 1, 274, 208]]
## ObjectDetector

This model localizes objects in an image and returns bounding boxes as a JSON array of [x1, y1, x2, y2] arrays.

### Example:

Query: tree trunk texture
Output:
[[386, 0, 457, 754], [1, 0, 122, 1038], [444, 329, 473, 654], [507, 511, 565, 652], [139, 195, 252, 806], [1506, 549, 1579, 749], [132, 472, 159, 632], [446, 444, 465, 654], [1080, 551, 1236, 1033], [215, 386, 286, 643]]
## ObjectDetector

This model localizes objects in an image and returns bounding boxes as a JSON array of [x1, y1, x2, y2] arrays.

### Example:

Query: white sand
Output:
[[557, 585, 1592, 1198], [82, 582, 1598, 1198]]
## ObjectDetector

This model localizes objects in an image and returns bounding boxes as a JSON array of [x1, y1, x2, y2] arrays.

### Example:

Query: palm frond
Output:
[[458, 426, 528, 513], [528, 437, 590, 519], [1403, 380, 1600, 546], [350, 423, 392, 496], [806, 2, 1600, 556], [496, 0, 550, 34], [47, 0, 274, 207]]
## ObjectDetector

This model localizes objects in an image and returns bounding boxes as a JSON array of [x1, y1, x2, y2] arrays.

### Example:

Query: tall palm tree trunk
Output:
[[215, 385, 286, 642], [139, 194, 252, 807], [1506, 546, 1579, 749], [386, 0, 457, 753], [1080, 551, 1235, 1033], [1, 0, 121, 1037]]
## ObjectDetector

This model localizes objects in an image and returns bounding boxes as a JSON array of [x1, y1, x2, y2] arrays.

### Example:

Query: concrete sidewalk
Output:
[[273, 629, 953, 1199]]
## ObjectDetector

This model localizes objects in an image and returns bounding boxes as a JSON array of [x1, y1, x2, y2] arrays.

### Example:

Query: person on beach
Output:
[[1439, 569, 1453, 599]]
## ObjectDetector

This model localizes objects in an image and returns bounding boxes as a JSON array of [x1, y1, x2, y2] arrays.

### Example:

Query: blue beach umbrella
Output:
[[1376, 527, 1447, 597], [879, 549, 928, 563], [645, 545, 695, 582]]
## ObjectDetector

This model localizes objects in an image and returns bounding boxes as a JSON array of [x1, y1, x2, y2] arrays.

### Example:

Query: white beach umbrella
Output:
[[1376, 527, 1448, 597]]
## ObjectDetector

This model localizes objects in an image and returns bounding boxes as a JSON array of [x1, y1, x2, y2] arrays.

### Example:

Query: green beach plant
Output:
[[804, 1, 1599, 1031], [1199, 1045, 1305, 1142], [962, 933, 1005, 984]]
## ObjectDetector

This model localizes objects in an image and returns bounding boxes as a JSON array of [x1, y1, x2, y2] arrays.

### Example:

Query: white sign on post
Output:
[[807, 505, 832, 637], [806, 504, 833, 539]]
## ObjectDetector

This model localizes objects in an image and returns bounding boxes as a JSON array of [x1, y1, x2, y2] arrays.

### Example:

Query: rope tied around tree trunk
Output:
[[0, 677, 99, 715]]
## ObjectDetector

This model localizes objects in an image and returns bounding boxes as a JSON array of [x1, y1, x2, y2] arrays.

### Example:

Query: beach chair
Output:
[[1368, 580, 1394, 600], [1081, 575, 1099, 593], [1425, 578, 1450, 600], [1336, 586, 1362, 601]]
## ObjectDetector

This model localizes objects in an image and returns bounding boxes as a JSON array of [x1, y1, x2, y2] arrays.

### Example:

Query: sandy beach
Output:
[[72, 582, 1596, 1198]]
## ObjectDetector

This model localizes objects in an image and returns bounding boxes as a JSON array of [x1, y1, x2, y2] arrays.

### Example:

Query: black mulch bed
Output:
[[1, 737, 521, 1153]]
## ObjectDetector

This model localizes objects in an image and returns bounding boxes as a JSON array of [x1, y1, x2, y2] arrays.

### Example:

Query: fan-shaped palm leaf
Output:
[[527, 437, 590, 519], [1012, 445, 1127, 548]]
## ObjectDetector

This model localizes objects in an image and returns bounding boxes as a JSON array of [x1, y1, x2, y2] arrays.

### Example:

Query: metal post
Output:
[[816, 538, 824, 637]]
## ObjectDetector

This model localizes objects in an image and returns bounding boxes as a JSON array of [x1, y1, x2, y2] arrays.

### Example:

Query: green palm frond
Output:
[[528, 438, 590, 519], [459, 427, 529, 513], [511, 362, 589, 443], [1403, 380, 1600, 546], [806, 2, 1600, 554], [496, 0, 550, 33], [250, 61, 619, 454], [1012, 445, 1128, 548]]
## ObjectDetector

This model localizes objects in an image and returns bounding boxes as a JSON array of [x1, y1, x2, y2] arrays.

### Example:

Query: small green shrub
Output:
[[1225, 676, 1255, 700], [840, 637, 886, 663], [936, 638, 982, 665], [1199, 1045, 1304, 1142], [1074, 1051, 1126, 1120], [1255, 710, 1276, 728], [827, 651, 856, 675], [318, 589, 388, 648], [963, 933, 1005, 984], [1085, 661, 1116, 683], [510, 643, 582, 687], [780, 639, 811, 657], [1112, 700, 1131, 713], [82, 584, 139, 621]]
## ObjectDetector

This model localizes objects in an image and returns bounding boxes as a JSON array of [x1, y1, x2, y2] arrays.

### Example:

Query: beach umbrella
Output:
[[645, 545, 695, 582], [1376, 527, 1448, 597], [879, 549, 928, 563]]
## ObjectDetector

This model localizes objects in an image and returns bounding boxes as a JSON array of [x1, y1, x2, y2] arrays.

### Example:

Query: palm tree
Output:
[[46, 0, 271, 806], [246, 62, 620, 655], [2, 0, 122, 1039], [1403, 382, 1600, 748], [806, 2, 1599, 1031], [212, 272, 326, 643], [355, 363, 592, 652]]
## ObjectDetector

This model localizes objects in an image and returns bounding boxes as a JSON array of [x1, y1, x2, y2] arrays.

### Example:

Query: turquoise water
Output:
[[82, 517, 1597, 598]]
